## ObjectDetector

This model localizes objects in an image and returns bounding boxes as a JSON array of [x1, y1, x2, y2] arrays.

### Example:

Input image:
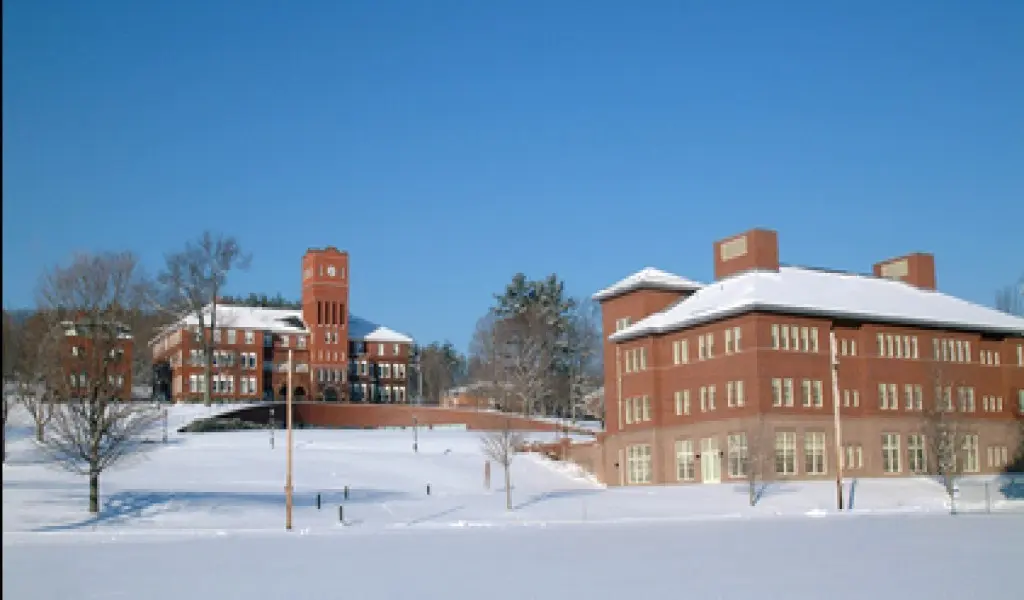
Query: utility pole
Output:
[[285, 348, 294, 530], [830, 330, 844, 510]]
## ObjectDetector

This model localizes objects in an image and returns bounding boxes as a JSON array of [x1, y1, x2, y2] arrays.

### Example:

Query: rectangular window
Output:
[[878, 333, 886, 357], [675, 440, 695, 482], [227, 329, 237, 344], [735, 380, 745, 407], [783, 378, 794, 407], [727, 381, 736, 407], [728, 434, 748, 478], [733, 327, 742, 353], [910, 336, 919, 359], [698, 336, 706, 360], [882, 433, 901, 474], [810, 327, 819, 353], [771, 378, 783, 407], [800, 327, 810, 352], [707, 385, 716, 411], [771, 325, 780, 350], [725, 329, 733, 354], [963, 434, 980, 473], [842, 444, 863, 470], [908, 434, 926, 474], [680, 340, 689, 364], [700, 387, 708, 412], [781, 325, 790, 350], [878, 382, 889, 410], [626, 445, 653, 484], [812, 380, 824, 408], [804, 432, 826, 475], [775, 432, 797, 475], [801, 380, 812, 407]]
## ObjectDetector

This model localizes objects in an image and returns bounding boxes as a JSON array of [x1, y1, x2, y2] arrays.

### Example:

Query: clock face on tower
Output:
[[327, 265, 336, 277]]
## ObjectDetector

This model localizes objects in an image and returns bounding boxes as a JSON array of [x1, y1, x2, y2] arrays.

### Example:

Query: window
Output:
[[877, 333, 885, 357], [675, 440, 695, 481], [627, 444, 653, 484], [771, 325, 780, 350], [800, 327, 810, 352], [783, 378, 794, 407], [674, 390, 690, 415], [704, 334, 714, 358], [771, 378, 783, 407], [810, 327, 819, 353], [841, 444, 863, 470], [728, 434, 748, 478], [908, 434, 926, 473], [801, 380, 812, 407], [882, 433, 901, 474], [804, 432, 826, 475], [726, 381, 745, 407], [732, 327, 741, 353], [700, 387, 708, 412], [724, 327, 741, 354], [213, 329, 221, 343], [393, 344, 401, 355], [781, 325, 790, 350], [282, 335, 290, 347], [707, 386, 716, 411], [615, 317, 631, 332], [1018, 344, 1023, 366], [699, 336, 706, 360], [227, 329, 237, 344], [958, 387, 976, 412], [725, 328, 733, 354], [988, 446, 1009, 468], [962, 434, 979, 473], [673, 340, 690, 365], [245, 330, 255, 345], [1018, 390, 1024, 414], [297, 336, 307, 349], [879, 383, 891, 410], [812, 380, 823, 408], [378, 343, 385, 355], [775, 432, 796, 475]]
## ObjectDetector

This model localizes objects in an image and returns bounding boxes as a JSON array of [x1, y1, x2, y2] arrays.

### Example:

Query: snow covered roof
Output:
[[610, 266, 1024, 342], [592, 267, 703, 301], [172, 305, 413, 343]]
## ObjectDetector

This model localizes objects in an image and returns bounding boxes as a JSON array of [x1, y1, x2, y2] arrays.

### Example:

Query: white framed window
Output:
[[774, 432, 796, 475], [882, 433, 901, 473], [910, 336, 918, 359], [908, 434, 926, 473], [962, 434, 980, 473], [877, 333, 886, 357], [841, 444, 863, 470], [627, 444, 653, 484], [781, 325, 790, 350], [988, 446, 1009, 468], [377, 343, 385, 355], [810, 327, 819, 353], [801, 379, 812, 407], [700, 387, 708, 412], [1018, 344, 1023, 366], [725, 329, 733, 354], [698, 336, 706, 360], [878, 383, 890, 410], [213, 328, 221, 343], [732, 327, 741, 353], [804, 432, 826, 475], [674, 390, 690, 415], [227, 329, 237, 344], [675, 440, 695, 481], [812, 380, 823, 408], [727, 433, 748, 478], [800, 327, 810, 352], [783, 378, 794, 407], [707, 385, 716, 411], [735, 381, 745, 407], [771, 325, 780, 350], [615, 317, 631, 332], [393, 344, 400, 355], [790, 326, 799, 352], [704, 334, 714, 358], [771, 378, 783, 407], [244, 330, 255, 345]]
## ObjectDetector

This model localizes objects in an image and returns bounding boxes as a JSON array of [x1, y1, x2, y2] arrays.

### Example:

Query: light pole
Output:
[[269, 406, 275, 449], [830, 330, 844, 511], [162, 407, 168, 444], [285, 349, 294, 530], [412, 416, 419, 453]]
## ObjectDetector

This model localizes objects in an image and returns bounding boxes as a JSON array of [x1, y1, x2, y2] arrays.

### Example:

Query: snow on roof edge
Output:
[[592, 267, 704, 301], [609, 299, 1024, 344]]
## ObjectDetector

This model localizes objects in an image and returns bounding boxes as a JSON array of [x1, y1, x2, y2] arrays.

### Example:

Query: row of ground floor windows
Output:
[[624, 433, 1011, 485]]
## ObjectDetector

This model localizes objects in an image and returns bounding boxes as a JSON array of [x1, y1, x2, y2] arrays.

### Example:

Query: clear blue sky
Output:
[[3, 0, 1023, 352]]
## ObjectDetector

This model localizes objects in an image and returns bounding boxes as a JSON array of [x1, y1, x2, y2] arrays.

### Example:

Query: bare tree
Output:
[[2, 309, 17, 461], [11, 314, 63, 442], [499, 312, 555, 417], [158, 232, 250, 405], [37, 252, 163, 513], [995, 276, 1023, 316], [737, 417, 773, 506], [565, 298, 602, 422], [923, 364, 971, 501], [480, 419, 525, 510], [468, 312, 513, 411]]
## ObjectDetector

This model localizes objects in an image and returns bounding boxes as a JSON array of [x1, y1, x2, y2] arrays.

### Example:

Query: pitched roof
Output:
[[592, 267, 703, 301], [173, 305, 413, 343], [610, 266, 1024, 342]]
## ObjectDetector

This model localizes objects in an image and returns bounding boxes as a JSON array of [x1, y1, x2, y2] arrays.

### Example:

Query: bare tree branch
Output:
[[157, 231, 250, 405], [995, 275, 1023, 317], [480, 419, 525, 510], [922, 362, 972, 501], [36, 252, 163, 513]]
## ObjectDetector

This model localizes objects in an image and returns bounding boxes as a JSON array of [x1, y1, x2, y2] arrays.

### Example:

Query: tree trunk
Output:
[[35, 418, 44, 443], [89, 471, 100, 514], [748, 476, 756, 507], [504, 463, 512, 510]]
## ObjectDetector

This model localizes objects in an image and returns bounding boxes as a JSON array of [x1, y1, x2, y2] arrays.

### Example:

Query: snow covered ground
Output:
[[4, 405, 1023, 599]]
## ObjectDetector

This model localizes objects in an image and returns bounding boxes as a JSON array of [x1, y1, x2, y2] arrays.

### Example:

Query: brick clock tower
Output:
[[301, 247, 350, 401]]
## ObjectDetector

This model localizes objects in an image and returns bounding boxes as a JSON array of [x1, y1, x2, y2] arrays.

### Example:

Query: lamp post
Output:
[[269, 406, 275, 449], [412, 416, 419, 453], [162, 407, 168, 444], [830, 330, 844, 511], [285, 348, 294, 530]]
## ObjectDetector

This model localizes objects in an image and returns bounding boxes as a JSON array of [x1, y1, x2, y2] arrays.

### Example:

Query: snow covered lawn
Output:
[[3, 406, 1023, 599]]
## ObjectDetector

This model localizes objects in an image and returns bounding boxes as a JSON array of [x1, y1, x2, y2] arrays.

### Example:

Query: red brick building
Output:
[[595, 228, 1024, 486], [62, 316, 135, 401], [151, 247, 413, 403]]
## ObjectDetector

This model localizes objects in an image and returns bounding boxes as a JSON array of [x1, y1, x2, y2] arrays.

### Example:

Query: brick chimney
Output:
[[713, 228, 780, 280], [872, 253, 936, 290]]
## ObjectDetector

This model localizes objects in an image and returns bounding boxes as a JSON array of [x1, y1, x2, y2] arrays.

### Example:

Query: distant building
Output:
[[150, 247, 413, 403], [595, 227, 1024, 486], [441, 381, 516, 411]]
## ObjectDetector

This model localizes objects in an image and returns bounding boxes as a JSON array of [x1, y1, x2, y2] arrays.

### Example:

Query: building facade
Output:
[[596, 228, 1024, 486], [62, 316, 135, 401], [151, 247, 413, 403]]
